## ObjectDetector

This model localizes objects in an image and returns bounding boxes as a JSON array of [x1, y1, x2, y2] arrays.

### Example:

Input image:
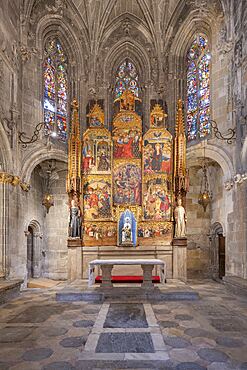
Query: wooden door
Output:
[[218, 234, 225, 279]]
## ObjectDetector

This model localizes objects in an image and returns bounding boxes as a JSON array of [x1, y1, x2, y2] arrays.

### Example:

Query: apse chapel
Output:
[[0, 1, 247, 369]]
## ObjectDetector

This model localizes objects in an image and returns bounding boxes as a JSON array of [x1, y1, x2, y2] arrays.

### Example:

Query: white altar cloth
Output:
[[88, 259, 166, 287]]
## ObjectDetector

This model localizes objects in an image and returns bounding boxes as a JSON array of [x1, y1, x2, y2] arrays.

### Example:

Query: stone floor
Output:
[[0, 280, 247, 369]]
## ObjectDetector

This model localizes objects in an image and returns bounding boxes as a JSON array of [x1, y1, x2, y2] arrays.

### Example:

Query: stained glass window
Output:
[[43, 38, 68, 141], [115, 59, 139, 98], [187, 35, 211, 141]]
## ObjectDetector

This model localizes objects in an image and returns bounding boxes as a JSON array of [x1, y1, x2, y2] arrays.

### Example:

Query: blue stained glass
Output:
[[43, 38, 68, 141], [187, 35, 211, 140], [115, 59, 139, 98]]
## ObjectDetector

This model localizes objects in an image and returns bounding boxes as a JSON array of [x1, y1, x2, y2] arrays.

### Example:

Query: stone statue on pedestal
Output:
[[174, 198, 187, 238], [69, 199, 81, 238]]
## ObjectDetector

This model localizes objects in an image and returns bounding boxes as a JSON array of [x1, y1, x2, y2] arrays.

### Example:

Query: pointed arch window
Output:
[[43, 38, 68, 141], [115, 59, 139, 98], [187, 35, 211, 141]]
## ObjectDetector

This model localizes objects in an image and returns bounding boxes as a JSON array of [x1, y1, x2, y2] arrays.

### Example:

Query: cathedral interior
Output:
[[0, 1, 247, 369]]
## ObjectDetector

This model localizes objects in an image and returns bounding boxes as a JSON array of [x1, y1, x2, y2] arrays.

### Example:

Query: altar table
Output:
[[88, 259, 166, 288]]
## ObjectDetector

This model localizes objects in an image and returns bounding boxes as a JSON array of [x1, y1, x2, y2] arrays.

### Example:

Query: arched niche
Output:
[[25, 219, 43, 279], [20, 148, 67, 184], [209, 222, 225, 279], [186, 154, 227, 279]]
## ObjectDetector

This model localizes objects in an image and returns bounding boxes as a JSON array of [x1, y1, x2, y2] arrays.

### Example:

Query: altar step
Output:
[[75, 358, 172, 369], [0, 279, 23, 305], [95, 275, 161, 283], [56, 286, 199, 303]]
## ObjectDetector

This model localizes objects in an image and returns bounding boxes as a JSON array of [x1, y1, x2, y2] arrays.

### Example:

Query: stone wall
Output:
[[186, 166, 211, 278], [45, 165, 68, 280]]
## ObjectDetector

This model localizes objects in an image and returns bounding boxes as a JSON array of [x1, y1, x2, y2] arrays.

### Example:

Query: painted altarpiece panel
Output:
[[83, 176, 112, 221], [143, 175, 172, 221], [138, 222, 172, 246], [113, 161, 141, 206], [113, 123, 142, 159], [142, 106, 173, 241], [112, 93, 142, 210], [82, 128, 112, 175], [83, 221, 117, 246], [143, 129, 172, 175]]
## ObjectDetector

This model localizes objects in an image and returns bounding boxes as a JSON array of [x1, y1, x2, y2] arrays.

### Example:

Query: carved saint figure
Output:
[[122, 216, 132, 244], [174, 198, 187, 238], [69, 199, 81, 238]]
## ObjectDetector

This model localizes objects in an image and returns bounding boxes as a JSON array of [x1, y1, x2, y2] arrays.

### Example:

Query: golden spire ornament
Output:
[[66, 99, 82, 198], [174, 99, 189, 198]]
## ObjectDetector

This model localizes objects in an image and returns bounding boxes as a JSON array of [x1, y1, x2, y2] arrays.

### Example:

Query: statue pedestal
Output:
[[67, 238, 82, 281], [172, 238, 187, 282]]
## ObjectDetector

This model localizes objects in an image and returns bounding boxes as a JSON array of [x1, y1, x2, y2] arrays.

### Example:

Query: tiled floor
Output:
[[0, 280, 247, 369]]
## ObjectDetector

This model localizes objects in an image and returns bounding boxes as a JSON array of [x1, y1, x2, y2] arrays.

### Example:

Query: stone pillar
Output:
[[67, 238, 82, 281], [32, 232, 42, 278], [101, 265, 113, 288], [141, 264, 154, 288], [172, 238, 187, 281]]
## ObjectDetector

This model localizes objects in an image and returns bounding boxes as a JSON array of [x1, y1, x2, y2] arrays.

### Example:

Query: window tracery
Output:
[[187, 35, 211, 141], [43, 38, 68, 141], [115, 59, 139, 99]]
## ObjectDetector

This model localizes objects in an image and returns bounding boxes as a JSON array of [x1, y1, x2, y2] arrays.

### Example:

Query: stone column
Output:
[[101, 265, 113, 288], [67, 238, 82, 281], [141, 264, 154, 288], [172, 238, 187, 281], [32, 232, 42, 278]]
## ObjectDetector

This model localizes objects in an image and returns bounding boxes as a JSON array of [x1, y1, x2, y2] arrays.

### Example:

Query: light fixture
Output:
[[41, 162, 55, 213], [198, 164, 212, 211], [197, 119, 236, 144], [42, 193, 54, 213], [198, 142, 212, 211]]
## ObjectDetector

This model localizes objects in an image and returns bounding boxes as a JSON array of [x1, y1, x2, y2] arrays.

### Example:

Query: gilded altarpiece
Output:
[[139, 104, 173, 246], [68, 95, 187, 280], [82, 104, 116, 246]]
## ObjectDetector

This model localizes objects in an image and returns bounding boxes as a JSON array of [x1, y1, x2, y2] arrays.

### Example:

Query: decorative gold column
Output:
[[66, 99, 83, 280], [173, 99, 188, 281], [174, 99, 188, 200], [66, 99, 82, 200]]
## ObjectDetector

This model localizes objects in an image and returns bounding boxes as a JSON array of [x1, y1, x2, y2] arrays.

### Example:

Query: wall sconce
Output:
[[18, 122, 59, 148]]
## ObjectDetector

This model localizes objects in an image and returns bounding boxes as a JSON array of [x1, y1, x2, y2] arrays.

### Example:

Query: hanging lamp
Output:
[[198, 142, 212, 211]]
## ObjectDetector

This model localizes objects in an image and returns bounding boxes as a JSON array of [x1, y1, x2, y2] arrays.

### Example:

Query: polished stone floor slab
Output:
[[1, 280, 247, 369], [103, 303, 148, 328], [95, 332, 155, 353]]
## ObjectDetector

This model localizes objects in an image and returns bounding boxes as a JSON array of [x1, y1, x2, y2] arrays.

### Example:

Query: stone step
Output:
[[56, 288, 199, 302], [223, 276, 247, 297], [0, 279, 23, 305], [75, 359, 174, 369], [27, 278, 60, 289]]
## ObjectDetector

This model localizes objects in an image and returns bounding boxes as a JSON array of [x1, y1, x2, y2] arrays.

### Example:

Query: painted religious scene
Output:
[[82, 130, 111, 175], [83, 177, 112, 221], [143, 176, 172, 221], [138, 222, 172, 246], [113, 126, 142, 159], [113, 163, 141, 205], [143, 131, 172, 175], [83, 222, 117, 246]]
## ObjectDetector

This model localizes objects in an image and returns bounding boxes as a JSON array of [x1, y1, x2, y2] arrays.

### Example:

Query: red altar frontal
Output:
[[66, 92, 188, 281]]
